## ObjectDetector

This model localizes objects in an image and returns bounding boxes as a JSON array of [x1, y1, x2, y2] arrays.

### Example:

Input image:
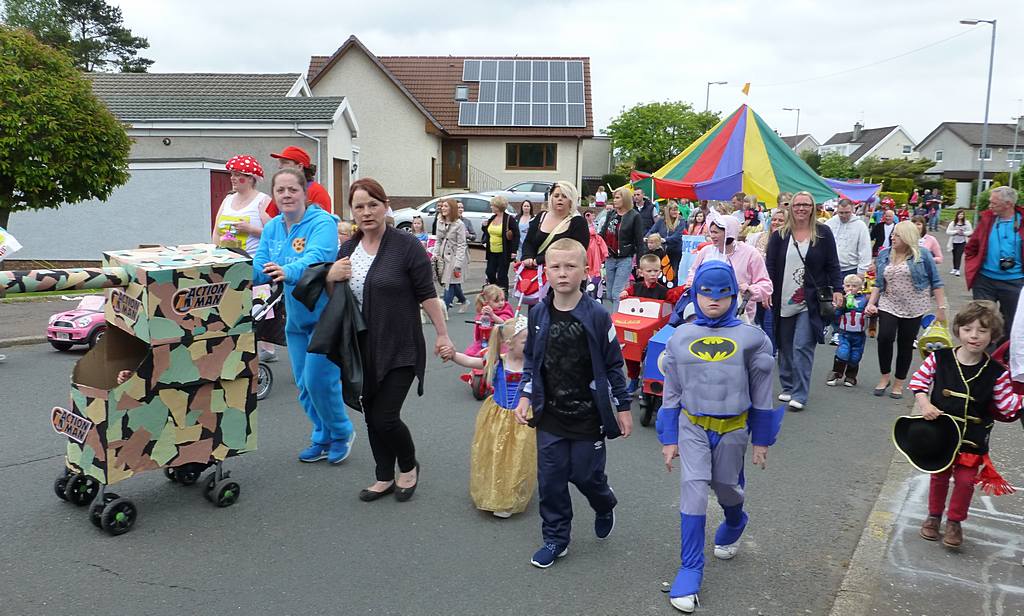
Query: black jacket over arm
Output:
[[765, 224, 842, 345], [599, 208, 644, 259], [521, 213, 590, 264], [338, 226, 437, 395], [870, 222, 891, 255]]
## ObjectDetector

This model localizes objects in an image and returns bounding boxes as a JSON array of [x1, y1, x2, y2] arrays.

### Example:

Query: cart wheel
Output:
[[100, 498, 137, 536], [50, 341, 74, 351], [54, 470, 72, 501], [90, 493, 119, 529], [174, 465, 201, 486], [212, 478, 241, 508], [640, 393, 661, 427], [203, 471, 230, 502], [256, 363, 273, 400], [471, 374, 487, 401], [163, 467, 178, 482], [64, 474, 99, 506]]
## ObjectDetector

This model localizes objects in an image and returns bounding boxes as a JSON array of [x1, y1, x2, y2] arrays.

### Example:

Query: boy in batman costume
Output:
[[656, 260, 785, 613]]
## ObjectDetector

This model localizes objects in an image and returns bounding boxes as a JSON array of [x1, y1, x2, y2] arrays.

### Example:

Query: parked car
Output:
[[47, 295, 106, 351], [482, 181, 553, 209], [392, 193, 501, 245]]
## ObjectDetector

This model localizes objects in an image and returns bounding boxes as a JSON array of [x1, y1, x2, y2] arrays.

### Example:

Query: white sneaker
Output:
[[714, 543, 739, 560], [953, 270, 961, 277], [778, 393, 791, 402], [788, 400, 804, 411], [492, 510, 512, 519], [950, 269, 957, 275], [670, 594, 699, 613]]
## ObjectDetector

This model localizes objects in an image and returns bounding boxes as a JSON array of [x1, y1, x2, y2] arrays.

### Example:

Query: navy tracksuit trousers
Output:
[[536, 429, 617, 547]]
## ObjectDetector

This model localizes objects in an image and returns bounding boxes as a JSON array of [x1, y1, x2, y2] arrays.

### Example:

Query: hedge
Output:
[[601, 173, 628, 191], [887, 178, 915, 194]]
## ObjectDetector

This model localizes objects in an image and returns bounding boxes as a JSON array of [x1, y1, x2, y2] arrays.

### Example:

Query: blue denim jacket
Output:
[[874, 248, 942, 293]]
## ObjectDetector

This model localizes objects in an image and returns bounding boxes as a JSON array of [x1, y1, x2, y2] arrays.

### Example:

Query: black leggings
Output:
[[876, 311, 923, 380], [485, 250, 510, 290], [363, 366, 417, 482], [952, 242, 965, 270]]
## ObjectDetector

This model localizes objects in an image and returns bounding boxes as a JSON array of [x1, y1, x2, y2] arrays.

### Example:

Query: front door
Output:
[[210, 170, 232, 232], [333, 158, 350, 219], [441, 139, 468, 188]]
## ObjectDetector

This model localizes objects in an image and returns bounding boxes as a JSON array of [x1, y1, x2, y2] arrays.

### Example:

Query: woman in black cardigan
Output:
[[765, 191, 843, 411], [327, 178, 452, 502], [481, 195, 520, 291], [520, 181, 589, 266]]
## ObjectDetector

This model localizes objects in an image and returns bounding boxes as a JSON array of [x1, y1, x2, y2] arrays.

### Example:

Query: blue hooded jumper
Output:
[[254, 205, 353, 445]]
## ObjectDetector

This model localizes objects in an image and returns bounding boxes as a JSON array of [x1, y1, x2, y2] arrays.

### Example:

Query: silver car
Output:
[[482, 181, 552, 210], [392, 193, 498, 245]]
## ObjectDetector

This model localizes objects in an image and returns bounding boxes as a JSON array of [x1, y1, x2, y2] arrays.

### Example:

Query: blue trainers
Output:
[[595, 509, 615, 539], [627, 378, 640, 393], [298, 442, 329, 463], [530, 542, 568, 568], [328, 433, 356, 464]]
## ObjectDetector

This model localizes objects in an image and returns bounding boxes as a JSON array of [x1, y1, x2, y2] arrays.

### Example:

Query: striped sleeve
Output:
[[992, 370, 1023, 419], [908, 353, 937, 394]]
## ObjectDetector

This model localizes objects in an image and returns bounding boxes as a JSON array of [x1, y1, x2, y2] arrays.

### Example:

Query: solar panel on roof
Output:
[[459, 102, 477, 126], [463, 60, 481, 82], [456, 58, 587, 128]]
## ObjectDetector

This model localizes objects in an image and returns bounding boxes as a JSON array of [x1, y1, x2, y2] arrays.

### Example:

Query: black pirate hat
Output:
[[892, 414, 962, 474]]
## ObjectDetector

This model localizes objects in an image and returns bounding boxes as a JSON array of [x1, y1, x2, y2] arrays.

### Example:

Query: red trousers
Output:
[[927, 464, 978, 522]]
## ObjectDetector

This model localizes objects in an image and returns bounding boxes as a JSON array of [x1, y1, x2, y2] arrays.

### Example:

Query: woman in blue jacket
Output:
[[253, 168, 355, 464]]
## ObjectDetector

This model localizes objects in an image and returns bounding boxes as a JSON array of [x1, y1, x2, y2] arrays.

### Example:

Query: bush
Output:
[[887, 178, 914, 194], [878, 191, 910, 205], [994, 172, 1010, 188], [975, 188, 991, 211], [601, 173, 628, 191]]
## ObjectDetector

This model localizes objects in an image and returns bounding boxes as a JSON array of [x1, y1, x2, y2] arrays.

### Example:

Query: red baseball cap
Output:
[[270, 146, 311, 169]]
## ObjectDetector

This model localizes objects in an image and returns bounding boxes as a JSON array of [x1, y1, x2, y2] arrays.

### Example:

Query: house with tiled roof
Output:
[[818, 123, 917, 166], [9, 73, 359, 262], [307, 35, 612, 207], [914, 121, 1023, 208], [780, 134, 819, 156]]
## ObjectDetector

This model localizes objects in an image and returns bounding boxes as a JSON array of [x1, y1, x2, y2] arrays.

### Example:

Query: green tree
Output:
[[818, 152, 857, 179], [854, 156, 934, 178], [2, 0, 153, 72], [604, 101, 719, 171], [800, 149, 821, 174], [0, 26, 130, 228]]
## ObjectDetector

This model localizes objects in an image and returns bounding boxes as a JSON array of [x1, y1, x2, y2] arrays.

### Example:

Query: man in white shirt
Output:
[[824, 198, 872, 277]]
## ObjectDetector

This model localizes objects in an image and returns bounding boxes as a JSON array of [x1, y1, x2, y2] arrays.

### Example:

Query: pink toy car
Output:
[[47, 295, 106, 351]]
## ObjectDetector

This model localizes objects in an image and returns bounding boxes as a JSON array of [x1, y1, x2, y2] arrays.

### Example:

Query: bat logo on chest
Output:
[[688, 336, 737, 362]]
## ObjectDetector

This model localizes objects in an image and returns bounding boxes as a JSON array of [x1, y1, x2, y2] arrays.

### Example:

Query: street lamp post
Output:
[[705, 81, 727, 112], [960, 18, 997, 219], [783, 107, 801, 136], [1011, 116, 1022, 189]]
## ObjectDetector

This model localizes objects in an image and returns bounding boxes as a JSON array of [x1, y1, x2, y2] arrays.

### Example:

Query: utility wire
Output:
[[758, 26, 980, 88]]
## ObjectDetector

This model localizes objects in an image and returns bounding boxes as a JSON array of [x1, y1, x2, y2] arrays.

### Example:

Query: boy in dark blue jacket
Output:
[[514, 238, 633, 569]]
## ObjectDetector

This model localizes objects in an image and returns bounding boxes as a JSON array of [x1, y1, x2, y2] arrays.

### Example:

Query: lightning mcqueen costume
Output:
[[656, 261, 785, 612]]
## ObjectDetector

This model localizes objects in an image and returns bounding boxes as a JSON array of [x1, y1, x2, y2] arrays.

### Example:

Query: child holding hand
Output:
[[442, 316, 536, 518], [827, 274, 869, 387]]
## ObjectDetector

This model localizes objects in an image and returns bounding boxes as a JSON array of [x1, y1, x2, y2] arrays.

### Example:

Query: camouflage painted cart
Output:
[[1, 244, 258, 536]]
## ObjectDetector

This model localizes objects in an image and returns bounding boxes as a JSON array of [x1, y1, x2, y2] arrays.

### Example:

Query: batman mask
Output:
[[691, 260, 741, 328]]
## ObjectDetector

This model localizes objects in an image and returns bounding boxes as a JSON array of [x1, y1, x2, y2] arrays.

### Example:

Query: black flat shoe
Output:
[[395, 464, 420, 502], [359, 483, 395, 502]]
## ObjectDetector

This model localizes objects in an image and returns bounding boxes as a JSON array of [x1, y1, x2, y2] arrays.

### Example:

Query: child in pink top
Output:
[[912, 216, 943, 264], [683, 215, 772, 323]]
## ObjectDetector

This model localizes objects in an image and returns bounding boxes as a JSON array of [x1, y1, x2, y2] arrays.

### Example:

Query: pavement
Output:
[[1, 234, 1022, 615]]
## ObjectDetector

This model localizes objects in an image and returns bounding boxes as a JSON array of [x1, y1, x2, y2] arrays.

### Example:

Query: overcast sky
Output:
[[116, 0, 1022, 145]]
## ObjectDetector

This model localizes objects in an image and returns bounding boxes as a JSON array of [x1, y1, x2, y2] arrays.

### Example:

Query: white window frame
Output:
[[978, 147, 993, 161], [934, 150, 943, 162], [454, 85, 469, 101], [1007, 149, 1024, 163], [901, 144, 912, 154]]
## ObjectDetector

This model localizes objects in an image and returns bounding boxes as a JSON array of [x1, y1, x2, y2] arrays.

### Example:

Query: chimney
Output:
[[852, 122, 863, 142]]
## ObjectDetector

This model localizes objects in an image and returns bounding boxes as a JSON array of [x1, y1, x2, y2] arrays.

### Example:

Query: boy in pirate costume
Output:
[[908, 300, 1021, 548], [655, 260, 785, 613]]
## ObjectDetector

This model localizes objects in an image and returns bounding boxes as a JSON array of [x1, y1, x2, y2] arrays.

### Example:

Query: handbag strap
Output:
[[791, 233, 826, 293], [537, 212, 574, 254]]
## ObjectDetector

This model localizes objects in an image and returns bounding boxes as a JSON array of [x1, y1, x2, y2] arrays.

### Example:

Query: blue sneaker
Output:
[[595, 509, 615, 539], [627, 378, 640, 393], [530, 542, 568, 568], [298, 443, 329, 463], [328, 433, 356, 464]]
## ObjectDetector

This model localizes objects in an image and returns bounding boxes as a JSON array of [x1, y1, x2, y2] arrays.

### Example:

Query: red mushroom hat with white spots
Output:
[[225, 154, 264, 179]]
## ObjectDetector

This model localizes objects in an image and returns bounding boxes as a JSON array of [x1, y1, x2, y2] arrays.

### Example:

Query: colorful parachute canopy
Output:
[[824, 178, 882, 203], [634, 105, 837, 206]]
